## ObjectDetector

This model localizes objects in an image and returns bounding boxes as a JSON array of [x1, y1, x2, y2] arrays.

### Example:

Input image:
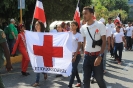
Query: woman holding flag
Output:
[[11, 24, 30, 76], [32, 20, 47, 87], [68, 21, 83, 88]]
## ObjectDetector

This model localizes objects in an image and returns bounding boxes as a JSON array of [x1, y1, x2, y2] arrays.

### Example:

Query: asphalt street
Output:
[[0, 51, 133, 88]]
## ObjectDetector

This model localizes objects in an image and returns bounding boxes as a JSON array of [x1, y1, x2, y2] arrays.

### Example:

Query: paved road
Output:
[[1, 51, 133, 88]]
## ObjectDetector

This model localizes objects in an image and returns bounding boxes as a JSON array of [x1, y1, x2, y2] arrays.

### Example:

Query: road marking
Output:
[[123, 62, 133, 71], [107, 86, 112, 88]]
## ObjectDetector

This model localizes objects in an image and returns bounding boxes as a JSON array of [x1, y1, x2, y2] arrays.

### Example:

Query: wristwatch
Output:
[[98, 53, 104, 57]]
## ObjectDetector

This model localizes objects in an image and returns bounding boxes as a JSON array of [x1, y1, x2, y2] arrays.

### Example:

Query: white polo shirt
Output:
[[113, 32, 124, 43], [106, 23, 115, 29], [80, 21, 106, 52], [72, 32, 83, 52], [125, 26, 133, 37]]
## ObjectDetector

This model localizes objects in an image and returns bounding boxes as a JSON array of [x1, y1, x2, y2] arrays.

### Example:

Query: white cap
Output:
[[99, 18, 105, 23], [10, 19, 15, 22]]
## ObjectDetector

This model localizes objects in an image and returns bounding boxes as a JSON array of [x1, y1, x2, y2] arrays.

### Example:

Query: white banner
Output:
[[25, 31, 73, 76]]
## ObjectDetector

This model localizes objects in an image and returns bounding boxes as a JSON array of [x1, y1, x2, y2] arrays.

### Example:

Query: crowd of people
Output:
[[0, 6, 133, 88]]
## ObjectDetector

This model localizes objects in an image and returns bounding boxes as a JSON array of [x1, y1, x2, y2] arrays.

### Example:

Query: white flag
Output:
[[25, 31, 73, 76]]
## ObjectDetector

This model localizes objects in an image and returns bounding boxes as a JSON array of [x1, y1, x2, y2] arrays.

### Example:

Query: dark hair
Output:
[[108, 18, 112, 20], [83, 6, 94, 14], [71, 21, 79, 32], [61, 22, 66, 28], [128, 22, 131, 24], [35, 20, 45, 32], [116, 26, 121, 29], [19, 24, 25, 30]]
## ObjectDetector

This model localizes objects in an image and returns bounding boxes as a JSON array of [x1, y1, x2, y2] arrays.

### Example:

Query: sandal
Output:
[[32, 83, 39, 87]]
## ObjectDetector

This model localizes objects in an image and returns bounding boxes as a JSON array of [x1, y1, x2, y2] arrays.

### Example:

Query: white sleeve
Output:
[[80, 27, 86, 37], [99, 23, 106, 36], [78, 34, 83, 42]]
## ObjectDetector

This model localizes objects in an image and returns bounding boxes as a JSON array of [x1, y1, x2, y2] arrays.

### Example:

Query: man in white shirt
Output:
[[112, 26, 126, 64], [125, 22, 133, 50], [80, 6, 106, 88], [106, 18, 115, 57]]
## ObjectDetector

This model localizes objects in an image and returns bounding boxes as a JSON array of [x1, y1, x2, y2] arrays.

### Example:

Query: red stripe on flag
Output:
[[34, 7, 46, 23], [74, 8, 80, 27]]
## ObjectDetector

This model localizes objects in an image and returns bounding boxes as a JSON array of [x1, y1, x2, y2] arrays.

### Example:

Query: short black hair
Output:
[[83, 6, 94, 14], [108, 18, 112, 20]]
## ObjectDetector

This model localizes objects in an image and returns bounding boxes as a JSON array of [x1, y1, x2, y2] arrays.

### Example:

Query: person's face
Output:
[[35, 21, 41, 32], [108, 19, 111, 23], [82, 10, 93, 22], [57, 25, 62, 32], [12, 21, 15, 24], [71, 23, 78, 31], [21, 26, 25, 32], [116, 27, 120, 32], [128, 23, 131, 27]]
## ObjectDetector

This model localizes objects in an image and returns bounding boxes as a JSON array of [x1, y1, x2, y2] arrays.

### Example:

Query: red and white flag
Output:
[[114, 14, 121, 25], [33, 0, 46, 27], [25, 31, 73, 76], [73, 4, 80, 27]]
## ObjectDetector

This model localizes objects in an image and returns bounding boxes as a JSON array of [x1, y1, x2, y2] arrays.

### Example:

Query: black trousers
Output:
[[126, 36, 132, 49]]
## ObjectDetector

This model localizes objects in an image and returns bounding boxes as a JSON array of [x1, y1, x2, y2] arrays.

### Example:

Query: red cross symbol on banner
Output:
[[33, 35, 63, 67]]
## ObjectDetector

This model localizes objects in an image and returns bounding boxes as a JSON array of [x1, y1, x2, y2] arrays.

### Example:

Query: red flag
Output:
[[34, 0, 46, 27], [73, 6, 80, 27], [114, 14, 121, 25]]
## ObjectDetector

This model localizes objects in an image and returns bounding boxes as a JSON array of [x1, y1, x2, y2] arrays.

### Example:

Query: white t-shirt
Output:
[[50, 29, 57, 32], [125, 26, 133, 37], [106, 27, 111, 40], [106, 23, 115, 29], [113, 32, 124, 43], [80, 21, 106, 52], [72, 32, 83, 52]]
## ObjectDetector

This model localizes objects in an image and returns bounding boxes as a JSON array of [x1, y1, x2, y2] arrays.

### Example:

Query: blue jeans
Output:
[[36, 73, 40, 83], [114, 43, 123, 62], [9, 39, 15, 54], [68, 54, 81, 87], [83, 54, 106, 88]]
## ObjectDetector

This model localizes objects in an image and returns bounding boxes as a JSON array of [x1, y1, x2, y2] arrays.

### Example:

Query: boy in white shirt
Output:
[[125, 22, 133, 50], [112, 26, 126, 65]]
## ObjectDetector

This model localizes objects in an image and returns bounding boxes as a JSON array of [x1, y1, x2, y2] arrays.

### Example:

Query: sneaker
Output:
[[90, 77, 95, 84], [75, 83, 81, 87]]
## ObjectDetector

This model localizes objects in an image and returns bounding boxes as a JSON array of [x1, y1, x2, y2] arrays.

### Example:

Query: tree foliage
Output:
[[92, 0, 129, 22]]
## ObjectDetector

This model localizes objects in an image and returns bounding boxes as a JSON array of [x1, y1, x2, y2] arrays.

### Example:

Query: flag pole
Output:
[[20, 0, 22, 24], [77, 0, 80, 7], [30, 0, 37, 31]]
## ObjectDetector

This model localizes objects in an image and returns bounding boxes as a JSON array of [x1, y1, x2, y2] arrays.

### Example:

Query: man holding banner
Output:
[[80, 6, 106, 88]]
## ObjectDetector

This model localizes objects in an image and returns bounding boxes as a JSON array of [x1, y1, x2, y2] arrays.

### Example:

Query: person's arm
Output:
[[11, 32, 16, 40], [11, 34, 20, 55], [122, 36, 126, 48], [72, 42, 82, 62], [107, 36, 111, 51], [0, 42, 11, 66], [83, 37, 86, 52], [94, 23, 106, 66], [0, 31, 12, 71]]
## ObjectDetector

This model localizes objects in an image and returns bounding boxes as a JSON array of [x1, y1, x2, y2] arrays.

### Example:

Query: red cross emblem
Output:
[[33, 35, 63, 67]]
